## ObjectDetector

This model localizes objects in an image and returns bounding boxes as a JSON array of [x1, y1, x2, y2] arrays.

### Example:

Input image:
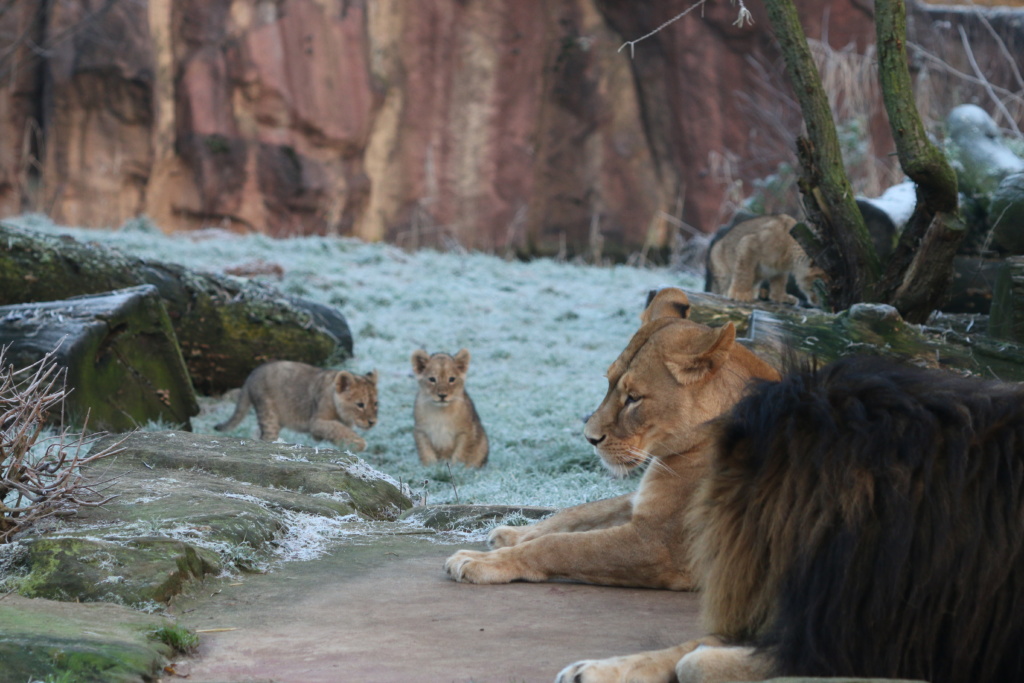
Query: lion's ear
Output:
[[665, 323, 736, 384], [411, 350, 430, 376], [336, 371, 354, 392], [366, 370, 378, 385], [453, 348, 471, 374]]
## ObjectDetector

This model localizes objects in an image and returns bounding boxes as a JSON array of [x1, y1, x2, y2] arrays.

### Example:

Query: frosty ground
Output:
[[13, 214, 702, 513]]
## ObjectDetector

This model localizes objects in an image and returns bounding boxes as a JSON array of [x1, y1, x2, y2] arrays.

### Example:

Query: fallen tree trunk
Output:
[[0, 285, 199, 431], [0, 223, 352, 393]]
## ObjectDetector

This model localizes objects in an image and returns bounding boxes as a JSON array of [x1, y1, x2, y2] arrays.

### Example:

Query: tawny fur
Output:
[[557, 356, 1024, 683], [215, 361, 377, 452], [411, 349, 488, 468], [444, 288, 778, 590], [706, 214, 825, 307]]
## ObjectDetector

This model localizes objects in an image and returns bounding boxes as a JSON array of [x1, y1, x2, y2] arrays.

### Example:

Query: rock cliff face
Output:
[[0, 0, 1021, 256]]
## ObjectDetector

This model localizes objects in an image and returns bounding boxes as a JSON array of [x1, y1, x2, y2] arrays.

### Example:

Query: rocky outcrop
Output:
[[0, 1, 1022, 256]]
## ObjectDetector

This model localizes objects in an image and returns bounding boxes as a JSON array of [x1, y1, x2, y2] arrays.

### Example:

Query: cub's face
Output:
[[334, 371, 378, 429], [583, 320, 740, 477], [412, 349, 470, 406]]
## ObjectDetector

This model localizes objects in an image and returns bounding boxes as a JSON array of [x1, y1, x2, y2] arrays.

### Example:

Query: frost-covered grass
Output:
[[9, 215, 701, 510]]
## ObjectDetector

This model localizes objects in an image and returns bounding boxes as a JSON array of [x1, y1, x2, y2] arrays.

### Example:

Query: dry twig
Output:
[[1, 347, 124, 542]]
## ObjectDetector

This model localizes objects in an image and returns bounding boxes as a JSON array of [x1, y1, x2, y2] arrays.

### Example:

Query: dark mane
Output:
[[700, 355, 1024, 683]]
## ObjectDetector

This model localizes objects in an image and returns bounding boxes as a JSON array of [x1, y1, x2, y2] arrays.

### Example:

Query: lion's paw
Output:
[[443, 548, 530, 584], [487, 524, 526, 549], [555, 658, 661, 683]]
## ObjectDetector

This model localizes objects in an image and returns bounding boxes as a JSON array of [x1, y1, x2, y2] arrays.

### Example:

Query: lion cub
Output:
[[411, 349, 488, 468], [706, 213, 826, 307], [215, 361, 378, 452]]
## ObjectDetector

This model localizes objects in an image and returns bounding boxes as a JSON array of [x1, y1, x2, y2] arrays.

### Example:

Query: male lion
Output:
[[557, 356, 1024, 683], [444, 288, 778, 588]]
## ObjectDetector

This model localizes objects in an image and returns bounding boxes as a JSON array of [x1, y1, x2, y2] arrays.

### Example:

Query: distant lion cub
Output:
[[215, 361, 378, 452], [706, 213, 826, 307], [411, 349, 488, 468]]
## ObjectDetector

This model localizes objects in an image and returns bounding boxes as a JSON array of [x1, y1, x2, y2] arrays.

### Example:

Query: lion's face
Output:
[[334, 371, 378, 429], [584, 319, 764, 476], [411, 349, 470, 406]]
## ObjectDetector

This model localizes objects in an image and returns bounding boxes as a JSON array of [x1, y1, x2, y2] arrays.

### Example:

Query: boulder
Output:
[[0, 285, 198, 432], [0, 594, 174, 683]]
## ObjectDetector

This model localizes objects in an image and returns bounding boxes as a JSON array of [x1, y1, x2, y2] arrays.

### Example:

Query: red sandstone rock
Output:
[[0, 0, 1020, 257]]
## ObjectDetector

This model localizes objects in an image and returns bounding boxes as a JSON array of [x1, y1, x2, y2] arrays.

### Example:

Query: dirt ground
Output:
[[168, 534, 703, 683]]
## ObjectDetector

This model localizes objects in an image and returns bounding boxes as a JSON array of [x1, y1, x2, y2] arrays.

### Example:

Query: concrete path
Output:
[[169, 534, 702, 683]]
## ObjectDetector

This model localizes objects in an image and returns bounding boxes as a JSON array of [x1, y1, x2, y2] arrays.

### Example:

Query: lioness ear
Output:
[[453, 348, 470, 374], [336, 371, 354, 392], [665, 322, 736, 384], [366, 370, 378, 385], [411, 350, 430, 376]]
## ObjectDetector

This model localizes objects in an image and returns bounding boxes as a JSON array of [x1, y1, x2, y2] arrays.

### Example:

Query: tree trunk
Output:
[[763, 0, 881, 310], [873, 0, 964, 323], [0, 285, 198, 432], [0, 223, 352, 393]]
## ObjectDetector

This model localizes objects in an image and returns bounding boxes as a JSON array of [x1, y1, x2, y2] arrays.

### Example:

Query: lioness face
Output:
[[583, 320, 740, 476], [412, 349, 470, 406], [335, 371, 379, 429]]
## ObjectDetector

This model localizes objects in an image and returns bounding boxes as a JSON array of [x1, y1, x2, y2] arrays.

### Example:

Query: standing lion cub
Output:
[[411, 349, 488, 468], [215, 361, 378, 452], [706, 213, 826, 307]]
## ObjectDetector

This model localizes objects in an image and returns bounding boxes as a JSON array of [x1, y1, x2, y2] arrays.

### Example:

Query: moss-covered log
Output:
[[0, 223, 352, 393], [0, 286, 198, 431]]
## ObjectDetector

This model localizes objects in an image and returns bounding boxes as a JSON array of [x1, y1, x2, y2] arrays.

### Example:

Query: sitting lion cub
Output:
[[706, 213, 826, 306], [412, 349, 488, 468], [215, 361, 378, 452]]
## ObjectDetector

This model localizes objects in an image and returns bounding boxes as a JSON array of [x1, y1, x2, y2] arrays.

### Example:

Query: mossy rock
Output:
[[0, 285, 198, 432], [0, 594, 175, 682], [8, 536, 220, 607], [91, 431, 412, 520]]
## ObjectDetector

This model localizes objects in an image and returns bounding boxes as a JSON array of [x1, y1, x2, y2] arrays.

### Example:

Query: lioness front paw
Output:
[[345, 436, 367, 452], [487, 524, 527, 549], [444, 548, 534, 584], [556, 657, 674, 683]]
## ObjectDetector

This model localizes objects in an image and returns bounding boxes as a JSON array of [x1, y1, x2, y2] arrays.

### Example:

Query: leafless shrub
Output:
[[0, 348, 123, 543]]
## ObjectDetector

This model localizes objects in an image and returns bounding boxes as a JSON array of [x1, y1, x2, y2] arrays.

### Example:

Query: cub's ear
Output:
[[665, 322, 736, 384], [411, 350, 430, 376], [453, 348, 471, 374], [366, 370, 378, 385], [336, 371, 354, 392], [640, 287, 691, 326]]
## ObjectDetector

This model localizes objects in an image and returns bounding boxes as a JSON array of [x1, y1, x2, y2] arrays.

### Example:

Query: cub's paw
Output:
[[444, 548, 531, 584], [487, 524, 527, 549]]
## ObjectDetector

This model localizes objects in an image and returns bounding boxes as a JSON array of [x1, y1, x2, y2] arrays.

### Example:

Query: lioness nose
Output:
[[586, 434, 606, 446], [438, 393, 447, 400]]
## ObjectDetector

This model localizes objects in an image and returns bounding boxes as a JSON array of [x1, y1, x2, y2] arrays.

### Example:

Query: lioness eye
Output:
[[625, 395, 641, 406], [448, 376, 455, 382], [429, 377, 436, 383], [357, 402, 365, 408]]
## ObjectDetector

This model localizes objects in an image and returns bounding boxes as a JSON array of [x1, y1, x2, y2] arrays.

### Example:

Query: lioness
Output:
[[412, 349, 488, 468], [706, 213, 826, 307], [557, 356, 1024, 683], [444, 289, 778, 588], [215, 361, 377, 452]]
